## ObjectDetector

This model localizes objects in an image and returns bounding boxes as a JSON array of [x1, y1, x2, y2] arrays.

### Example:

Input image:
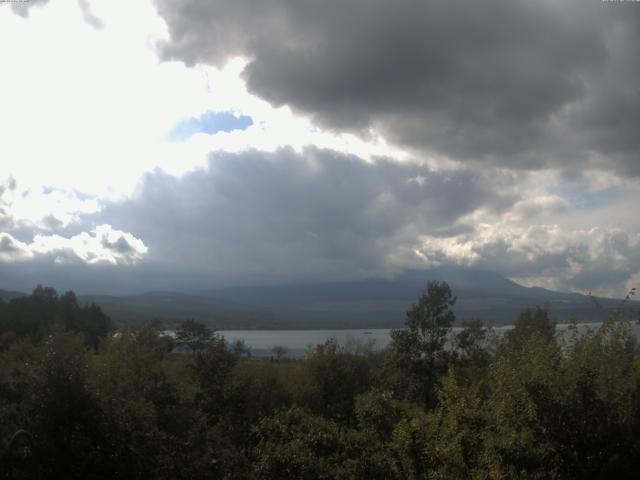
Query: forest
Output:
[[1, 282, 640, 479]]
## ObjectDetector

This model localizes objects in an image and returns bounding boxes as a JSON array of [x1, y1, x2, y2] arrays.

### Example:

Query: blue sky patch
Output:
[[167, 111, 253, 141]]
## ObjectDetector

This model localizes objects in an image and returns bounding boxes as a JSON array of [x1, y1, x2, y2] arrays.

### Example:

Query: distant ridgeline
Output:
[[0, 285, 112, 350], [2, 269, 637, 332], [51, 269, 640, 329]]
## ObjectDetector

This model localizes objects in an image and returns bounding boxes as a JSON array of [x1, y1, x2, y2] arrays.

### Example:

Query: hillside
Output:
[[76, 291, 288, 330], [0, 289, 27, 302], [207, 268, 632, 327], [4, 269, 635, 328]]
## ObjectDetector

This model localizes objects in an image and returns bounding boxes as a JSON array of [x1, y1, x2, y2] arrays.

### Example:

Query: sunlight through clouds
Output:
[[0, 0, 639, 296], [0, 225, 147, 265]]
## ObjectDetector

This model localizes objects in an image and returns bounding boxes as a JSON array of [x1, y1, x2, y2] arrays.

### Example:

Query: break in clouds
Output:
[[156, 0, 640, 176], [1, 0, 639, 296]]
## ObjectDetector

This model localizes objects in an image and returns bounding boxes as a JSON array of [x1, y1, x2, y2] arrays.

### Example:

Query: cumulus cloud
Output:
[[504, 194, 569, 223], [0, 177, 101, 232], [155, 0, 640, 175], [3, 0, 639, 298], [0, 225, 147, 266], [70, 148, 638, 295], [31, 225, 148, 265], [0, 233, 33, 262], [415, 225, 640, 294], [1, 145, 638, 295], [79, 147, 522, 286]]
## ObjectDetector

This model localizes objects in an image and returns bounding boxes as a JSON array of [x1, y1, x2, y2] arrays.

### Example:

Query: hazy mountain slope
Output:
[[4, 269, 636, 328], [210, 268, 567, 305], [77, 291, 293, 329], [0, 289, 27, 302], [207, 268, 634, 326]]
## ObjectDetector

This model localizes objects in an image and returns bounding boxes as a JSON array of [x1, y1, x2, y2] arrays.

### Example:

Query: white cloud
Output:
[[0, 0, 209, 197], [415, 224, 640, 295], [0, 1, 403, 201], [0, 177, 100, 231], [504, 194, 568, 222], [1, 0, 640, 297], [0, 225, 147, 266]]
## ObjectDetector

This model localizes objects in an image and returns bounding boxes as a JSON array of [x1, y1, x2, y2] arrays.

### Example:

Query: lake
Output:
[[218, 322, 640, 357], [219, 329, 391, 357]]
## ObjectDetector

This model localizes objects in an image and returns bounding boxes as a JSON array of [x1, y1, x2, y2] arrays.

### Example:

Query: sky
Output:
[[0, 0, 639, 296]]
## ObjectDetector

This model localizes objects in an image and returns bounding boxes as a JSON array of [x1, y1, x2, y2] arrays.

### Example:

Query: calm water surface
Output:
[[218, 322, 640, 357]]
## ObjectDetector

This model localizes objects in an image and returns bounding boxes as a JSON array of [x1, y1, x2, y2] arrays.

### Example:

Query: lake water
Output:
[[219, 329, 391, 357], [218, 322, 640, 357]]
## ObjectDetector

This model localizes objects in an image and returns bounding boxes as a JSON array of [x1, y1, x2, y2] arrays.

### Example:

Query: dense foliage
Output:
[[0, 286, 112, 350], [1, 282, 640, 479]]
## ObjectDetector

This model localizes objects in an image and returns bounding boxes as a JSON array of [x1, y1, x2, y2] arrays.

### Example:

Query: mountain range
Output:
[[2, 269, 637, 329]]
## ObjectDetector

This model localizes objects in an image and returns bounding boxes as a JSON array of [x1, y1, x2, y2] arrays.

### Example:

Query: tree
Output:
[[175, 319, 216, 352], [0, 286, 112, 349], [504, 306, 555, 351], [384, 281, 456, 407], [230, 338, 251, 357], [454, 318, 494, 371], [270, 344, 288, 361], [292, 339, 372, 425], [31, 285, 58, 303], [254, 407, 350, 479], [31, 325, 103, 478], [404, 281, 457, 356], [90, 324, 179, 478], [189, 336, 237, 421]]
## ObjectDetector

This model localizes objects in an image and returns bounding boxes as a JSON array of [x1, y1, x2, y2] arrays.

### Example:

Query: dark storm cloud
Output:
[[0, 234, 21, 254], [155, 0, 640, 174], [101, 234, 135, 255], [2, 147, 638, 294], [0, 233, 30, 262], [85, 147, 513, 287]]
